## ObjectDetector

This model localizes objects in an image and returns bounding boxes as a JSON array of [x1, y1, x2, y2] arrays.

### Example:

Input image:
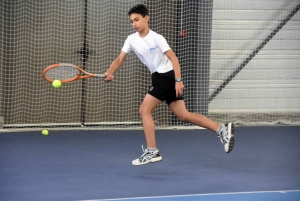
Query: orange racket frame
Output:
[[42, 63, 105, 83]]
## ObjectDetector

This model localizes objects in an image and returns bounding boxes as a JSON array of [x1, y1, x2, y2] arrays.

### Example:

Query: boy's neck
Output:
[[138, 27, 150, 38]]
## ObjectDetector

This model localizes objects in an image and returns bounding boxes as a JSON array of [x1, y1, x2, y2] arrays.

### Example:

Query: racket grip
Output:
[[94, 74, 106, 78]]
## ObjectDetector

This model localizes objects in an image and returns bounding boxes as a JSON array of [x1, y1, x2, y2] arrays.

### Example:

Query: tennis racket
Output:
[[42, 63, 106, 83]]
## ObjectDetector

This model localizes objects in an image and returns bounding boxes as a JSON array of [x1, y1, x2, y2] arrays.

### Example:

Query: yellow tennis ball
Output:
[[42, 130, 49, 135], [52, 80, 61, 88]]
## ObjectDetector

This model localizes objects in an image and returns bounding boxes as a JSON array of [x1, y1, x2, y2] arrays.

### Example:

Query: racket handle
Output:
[[94, 74, 106, 78]]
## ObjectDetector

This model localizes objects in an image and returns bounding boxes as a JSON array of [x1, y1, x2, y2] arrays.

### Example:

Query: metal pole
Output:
[[80, 0, 89, 126]]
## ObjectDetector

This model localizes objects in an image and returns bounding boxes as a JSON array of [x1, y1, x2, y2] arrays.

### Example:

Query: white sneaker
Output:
[[218, 123, 234, 153], [132, 146, 162, 166]]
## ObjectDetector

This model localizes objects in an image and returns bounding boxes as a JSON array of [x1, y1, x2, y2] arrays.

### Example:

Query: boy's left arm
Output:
[[165, 50, 184, 98]]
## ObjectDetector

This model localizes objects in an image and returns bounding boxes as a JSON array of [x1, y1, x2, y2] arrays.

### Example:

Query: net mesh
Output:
[[0, 0, 299, 130]]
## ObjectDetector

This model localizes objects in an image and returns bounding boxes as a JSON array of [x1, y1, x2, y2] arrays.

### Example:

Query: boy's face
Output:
[[129, 13, 149, 32]]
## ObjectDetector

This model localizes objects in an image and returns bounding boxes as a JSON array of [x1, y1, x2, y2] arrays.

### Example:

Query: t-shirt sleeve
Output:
[[121, 36, 132, 53], [155, 35, 171, 53]]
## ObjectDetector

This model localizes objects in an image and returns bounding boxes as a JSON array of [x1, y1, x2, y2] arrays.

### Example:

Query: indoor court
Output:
[[1, 0, 300, 201], [1, 127, 300, 200]]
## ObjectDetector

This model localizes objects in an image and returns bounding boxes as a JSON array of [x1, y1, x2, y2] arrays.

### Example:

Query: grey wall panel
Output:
[[209, 0, 300, 117], [210, 79, 300, 87], [211, 69, 300, 80], [213, 0, 299, 10], [211, 40, 300, 50], [212, 20, 300, 30], [209, 89, 300, 99], [213, 10, 300, 21], [212, 29, 300, 40], [209, 98, 300, 111]]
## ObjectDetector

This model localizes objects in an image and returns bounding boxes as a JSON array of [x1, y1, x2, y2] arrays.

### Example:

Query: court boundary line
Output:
[[79, 190, 300, 201]]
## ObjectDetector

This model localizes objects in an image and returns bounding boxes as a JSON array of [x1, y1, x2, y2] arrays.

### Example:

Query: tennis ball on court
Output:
[[52, 80, 61, 88], [42, 130, 49, 136]]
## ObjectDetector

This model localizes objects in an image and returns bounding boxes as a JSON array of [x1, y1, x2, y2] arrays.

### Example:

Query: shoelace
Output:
[[218, 126, 229, 143], [142, 145, 145, 152], [139, 145, 148, 159], [139, 145, 157, 161]]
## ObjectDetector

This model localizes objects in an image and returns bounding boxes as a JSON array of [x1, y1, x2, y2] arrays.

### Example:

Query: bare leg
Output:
[[139, 94, 161, 148], [169, 100, 220, 132]]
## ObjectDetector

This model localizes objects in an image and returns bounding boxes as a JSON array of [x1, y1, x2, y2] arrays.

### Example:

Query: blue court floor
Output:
[[1, 126, 300, 201]]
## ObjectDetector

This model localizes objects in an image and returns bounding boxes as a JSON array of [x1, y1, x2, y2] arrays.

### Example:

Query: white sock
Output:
[[147, 147, 158, 152]]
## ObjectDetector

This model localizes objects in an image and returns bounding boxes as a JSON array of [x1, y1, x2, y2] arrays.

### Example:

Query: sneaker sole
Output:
[[132, 156, 162, 166], [227, 123, 235, 153]]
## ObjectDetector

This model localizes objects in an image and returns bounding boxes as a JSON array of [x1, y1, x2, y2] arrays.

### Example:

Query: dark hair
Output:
[[128, 4, 149, 17]]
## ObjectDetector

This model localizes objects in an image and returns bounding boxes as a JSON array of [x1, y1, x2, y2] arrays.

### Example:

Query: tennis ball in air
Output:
[[52, 80, 61, 88], [42, 130, 49, 136]]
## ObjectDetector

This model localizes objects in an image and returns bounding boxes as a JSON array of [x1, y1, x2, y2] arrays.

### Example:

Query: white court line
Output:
[[79, 190, 300, 201]]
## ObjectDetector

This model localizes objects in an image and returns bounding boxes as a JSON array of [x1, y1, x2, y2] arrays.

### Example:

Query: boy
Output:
[[104, 4, 234, 166]]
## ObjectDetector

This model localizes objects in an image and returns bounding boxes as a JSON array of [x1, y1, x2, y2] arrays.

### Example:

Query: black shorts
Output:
[[148, 70, 184, 105]]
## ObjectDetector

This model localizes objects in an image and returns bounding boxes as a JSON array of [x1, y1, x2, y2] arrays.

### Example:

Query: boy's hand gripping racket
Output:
[[42, 63, 106, 83]]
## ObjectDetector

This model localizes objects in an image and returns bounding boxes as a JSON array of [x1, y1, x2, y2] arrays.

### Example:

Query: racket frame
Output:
[[42, 63, 105, 83]]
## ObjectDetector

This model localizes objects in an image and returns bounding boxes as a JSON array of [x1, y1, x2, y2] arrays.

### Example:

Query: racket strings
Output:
[[45, 65, 79, 81]]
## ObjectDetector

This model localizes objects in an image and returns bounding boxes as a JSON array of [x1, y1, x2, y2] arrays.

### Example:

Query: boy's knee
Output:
[[139, 106, 150, 117]]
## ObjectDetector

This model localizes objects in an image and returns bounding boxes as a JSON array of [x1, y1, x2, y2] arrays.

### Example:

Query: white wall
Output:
[[209, 0, 300, 115]]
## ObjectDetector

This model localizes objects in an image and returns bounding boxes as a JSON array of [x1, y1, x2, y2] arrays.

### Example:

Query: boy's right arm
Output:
[[104, 51, 127, 81]]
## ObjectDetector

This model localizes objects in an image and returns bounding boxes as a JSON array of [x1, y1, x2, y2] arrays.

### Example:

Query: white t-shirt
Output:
[[121, 30, 173, 74]]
